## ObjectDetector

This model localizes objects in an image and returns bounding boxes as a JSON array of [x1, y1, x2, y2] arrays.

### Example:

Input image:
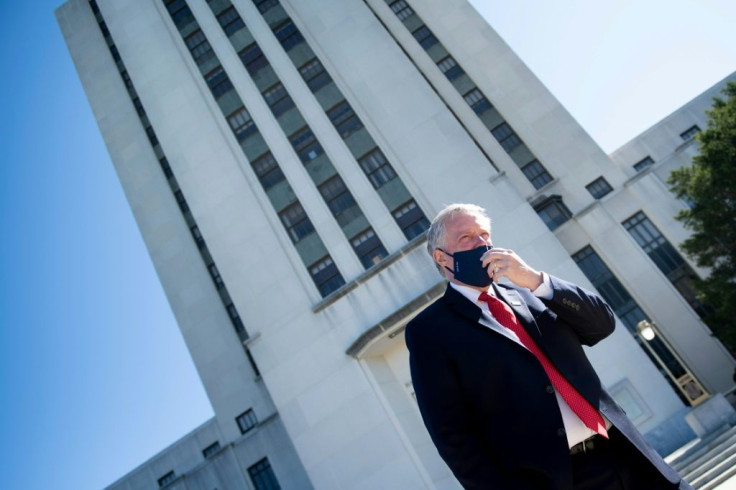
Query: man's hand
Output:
[[481, 248, 543, 290]]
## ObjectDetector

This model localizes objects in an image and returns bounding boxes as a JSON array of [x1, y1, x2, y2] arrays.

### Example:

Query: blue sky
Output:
[[0, 1, 734, 489]]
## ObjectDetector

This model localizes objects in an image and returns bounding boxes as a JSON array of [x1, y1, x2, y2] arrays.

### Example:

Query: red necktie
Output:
[[478, 291, 608, 438]]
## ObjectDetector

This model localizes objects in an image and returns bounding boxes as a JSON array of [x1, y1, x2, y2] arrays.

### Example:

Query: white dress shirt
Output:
[[449, 274, 606, 448]]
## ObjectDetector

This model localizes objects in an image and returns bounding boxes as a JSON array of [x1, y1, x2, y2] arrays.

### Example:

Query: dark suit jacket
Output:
[[405, 275, 688, 489]]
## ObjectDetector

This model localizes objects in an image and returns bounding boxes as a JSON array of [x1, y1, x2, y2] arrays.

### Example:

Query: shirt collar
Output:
[[449, 281, 495, 305]]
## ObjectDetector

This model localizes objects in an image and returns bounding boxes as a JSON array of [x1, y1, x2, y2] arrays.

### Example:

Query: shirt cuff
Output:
[[532, 272, 553, 299]]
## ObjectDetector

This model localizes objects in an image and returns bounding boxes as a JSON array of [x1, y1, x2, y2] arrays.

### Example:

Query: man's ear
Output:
[[433, 248, 447, 268]]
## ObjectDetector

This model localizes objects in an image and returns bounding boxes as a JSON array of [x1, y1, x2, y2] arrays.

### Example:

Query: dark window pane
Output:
[[327, 101, 363, 138], [412, 25, 438, 50], [358, 148, 396, 189], [174, 190, 189, 213], [273, 20, 304, 51], [534, 195, 571, 231], [236, 408, 258, 434], [622, 212, 708, 317], [185, 30, 215, 65], [393, 200, 429, 240], [586, 177, 613, 199], [309, 256, 345, 297], [521, 160, 553, 190], [227, 106, 257, 141], [491, 122, 522, 153], [158, 471, 176, 488], [463, 88, 492, 115], [248, 458, 281, 490], [351, 228, 388, 269], [240, 43, 270, 75], [251, 152, 285, 189], [289, 127, 324, 162], [298, 58, 332, 92], [389, 0, 414, 21], [217, 6, 245, 36], [680, 125, 700, 141], [202, 441, 220, 459], [279, 202, 315, 243], [262, 83, 295, 117], [205, 66, 234, 99], [318, 175, 357, 217], [166, 0, 195, 30], [208, 263, 225, 289], [634, 156, 654, 171], [255, 0, 280, 14], [437, 56, 464, 80], [190, 225, 206, 249]]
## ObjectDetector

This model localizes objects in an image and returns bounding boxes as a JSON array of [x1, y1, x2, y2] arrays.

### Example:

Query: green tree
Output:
[[668, 81, 736, 355]]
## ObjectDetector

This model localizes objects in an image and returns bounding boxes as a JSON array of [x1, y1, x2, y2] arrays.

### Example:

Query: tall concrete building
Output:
[[57, 0, 735, 488]]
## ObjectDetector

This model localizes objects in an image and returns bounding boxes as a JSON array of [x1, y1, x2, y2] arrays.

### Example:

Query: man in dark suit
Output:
[[405, 203, 692, 489]]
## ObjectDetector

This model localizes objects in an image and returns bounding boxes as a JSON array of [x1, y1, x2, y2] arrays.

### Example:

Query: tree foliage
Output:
[[668, 81, 736, 354]]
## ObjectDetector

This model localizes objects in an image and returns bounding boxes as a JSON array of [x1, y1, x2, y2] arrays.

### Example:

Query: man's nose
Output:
[[472, 234, 489, 246]]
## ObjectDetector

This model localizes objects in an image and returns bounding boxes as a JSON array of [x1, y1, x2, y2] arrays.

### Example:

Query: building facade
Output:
[[56, 0, 735, 488]]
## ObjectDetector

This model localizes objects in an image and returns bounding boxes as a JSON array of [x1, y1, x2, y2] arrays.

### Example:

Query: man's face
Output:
[[433, 212, 491, 280]]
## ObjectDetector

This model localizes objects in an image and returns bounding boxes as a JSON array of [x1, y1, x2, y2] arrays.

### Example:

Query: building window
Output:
[[248, 458, 281, 490], [393, 200, 430, 240], [226, 303, 246, 336], [298, 58, 332, 92], [521, 160, 553, 189], [202, 441, 221, 459], [208, 263, 225, 289], [227, 107, 257, 141], [289, 127, 324, 162], [351, 228, 388, 269], [389, 0, 414, 21], [273, 20, 304, 51], [158, 471, 176, 488], [239, 43, 269, 75], [586, 177, 613, 199], [236, 408, 258, 434], [165, 0, 194, 30], [309, 256, 345, 297], [174, 190, 189, 213], [159, 157, 174, 179], [318, 175, 357, 217], [262, 83, 295, 117], [133, 97, 146, 118], [190, 225, 206, 249], [217, 6, 245, 36], [412, 25, 438, 50], [572, 245, 690, 401], [254, 0, 280, 14], [358, 148, 396, 189], [279, 202, 315, 243], [533, 195, 572, 231], [491, 123, 522, 153], [437, 56, 464, 81], [246, 348, 261, 377], [327, 101, 364, 138], [622, 212, 707, 317], [633, 156, 654, 172], [463, 88, 491, 115], [680, 125, 701, 141], [251, 152, 285, 190], [145, 126, 159, 146], [185, 30, 215, 66], [205, 66, 234, 99]]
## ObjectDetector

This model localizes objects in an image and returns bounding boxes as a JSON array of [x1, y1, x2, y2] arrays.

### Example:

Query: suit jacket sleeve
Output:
[[405, 317, 536, 490], [540, 275, 616, 346]]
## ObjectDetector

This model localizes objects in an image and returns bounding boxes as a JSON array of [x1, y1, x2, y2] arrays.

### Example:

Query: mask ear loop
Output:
[[435, 248, 456, 275]]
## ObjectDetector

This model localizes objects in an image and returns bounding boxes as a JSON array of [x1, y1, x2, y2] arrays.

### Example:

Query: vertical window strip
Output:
[[90, 0, 252, 349], [250, 0, 430, 242]]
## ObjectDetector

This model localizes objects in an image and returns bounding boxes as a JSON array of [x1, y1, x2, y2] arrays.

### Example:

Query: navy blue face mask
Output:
[[438, 245, 493, 287]]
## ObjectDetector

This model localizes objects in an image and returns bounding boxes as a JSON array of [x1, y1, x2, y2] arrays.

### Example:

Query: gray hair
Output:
[[426, 203, 491, 276]]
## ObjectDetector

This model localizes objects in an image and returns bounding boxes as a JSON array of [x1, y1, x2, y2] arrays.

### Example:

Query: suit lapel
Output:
[[493, 284, 545, 347], [442, 283, 483, 325]]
